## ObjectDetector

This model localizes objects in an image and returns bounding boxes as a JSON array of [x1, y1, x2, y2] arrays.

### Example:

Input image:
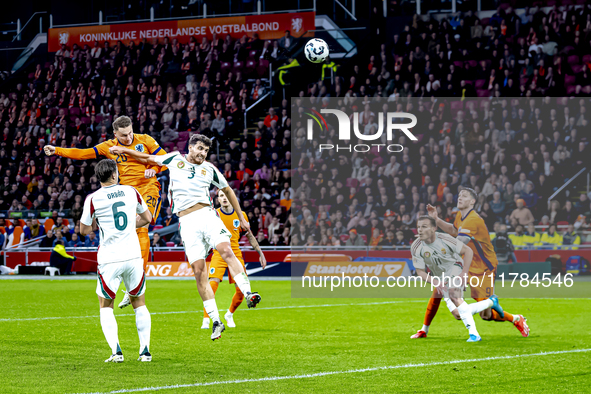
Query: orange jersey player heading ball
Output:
[[410, 188, 530, 339], [43, 116, 167, 308], [202, 189, 267, 330]]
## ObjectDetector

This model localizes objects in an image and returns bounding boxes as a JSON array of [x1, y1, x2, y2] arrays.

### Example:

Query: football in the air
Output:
[[305, 38, 329, 63]]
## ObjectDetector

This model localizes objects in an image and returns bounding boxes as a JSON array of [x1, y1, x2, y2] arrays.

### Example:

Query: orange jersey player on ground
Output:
[[202, 189, 267, 330], [43, 116, 167, 308], [410, 188, 530, 339]]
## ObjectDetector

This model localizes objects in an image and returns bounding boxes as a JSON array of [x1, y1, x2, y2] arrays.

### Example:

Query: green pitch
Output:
[[1, 279, 590, 393]]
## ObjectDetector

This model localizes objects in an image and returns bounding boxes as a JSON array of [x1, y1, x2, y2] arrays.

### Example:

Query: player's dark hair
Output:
[[417, 215, 436, 227], [189, 133, 212, 147], [95, 159, 118, 183], [112, 115, 132, 131], [461, 187, 477, 202]]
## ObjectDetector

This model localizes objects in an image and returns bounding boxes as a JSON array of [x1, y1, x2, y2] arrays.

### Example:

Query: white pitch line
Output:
[[0, 300, 424, 322], [78, 348, 591, 394]]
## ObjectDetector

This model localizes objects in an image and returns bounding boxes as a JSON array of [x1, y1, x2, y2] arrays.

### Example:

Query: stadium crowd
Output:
[[286, 3, 591, 248], [0, 31, 296, 249], [290, 93, 591, 249], [0, 3, 591, 251]]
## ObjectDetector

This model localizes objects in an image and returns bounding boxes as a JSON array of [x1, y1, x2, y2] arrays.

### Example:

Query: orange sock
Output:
[[136, 228, 150, 271], [492, 310, 514, 323], [424, 293, 442, 327], [229, 287, 245, 313], [203, 281, 219, 318]]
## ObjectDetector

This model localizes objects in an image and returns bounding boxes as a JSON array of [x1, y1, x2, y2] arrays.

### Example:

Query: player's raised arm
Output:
[[221, 186, 250, 233], [458, 243, 474, 282], [109, 145, 164, 167], [44, 144, 100, 160], [426, 204, 458, 237], [243, 214, 267, 268]]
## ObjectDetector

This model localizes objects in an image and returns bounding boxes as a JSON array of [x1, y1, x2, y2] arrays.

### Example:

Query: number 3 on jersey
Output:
[[112, 202, 128, 230], [188, 167, 195, 179]]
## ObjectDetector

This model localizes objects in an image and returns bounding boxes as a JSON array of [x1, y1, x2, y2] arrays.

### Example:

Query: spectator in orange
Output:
[[264, 107, 278, 128], [369, 228, 383, 249], [280, 191, 292, 211]]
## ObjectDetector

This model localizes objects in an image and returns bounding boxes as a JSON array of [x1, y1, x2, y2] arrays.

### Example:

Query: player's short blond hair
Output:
[[112, 115, 132, 131]]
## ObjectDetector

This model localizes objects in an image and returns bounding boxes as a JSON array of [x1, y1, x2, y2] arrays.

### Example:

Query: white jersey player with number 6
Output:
[[109, 134, 261, 341], [80, 159, 154, 363], [411, 216, 505, 342]]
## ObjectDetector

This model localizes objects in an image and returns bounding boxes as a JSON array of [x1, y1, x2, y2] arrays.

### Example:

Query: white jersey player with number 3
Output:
[[108, 134, 262, 342], [80, 159, 154, 363]]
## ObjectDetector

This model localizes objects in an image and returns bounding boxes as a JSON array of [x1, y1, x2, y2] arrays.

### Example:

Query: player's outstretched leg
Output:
[[217, 242, 261, 308], [225, 285, 245, 328], [474, 296, 529, 337], [488, 296, 530, 337], [100, 307, 124, 362], [192, 259, 225, 340], [202, 280, 219, 329], [411, 290, 441, 338]]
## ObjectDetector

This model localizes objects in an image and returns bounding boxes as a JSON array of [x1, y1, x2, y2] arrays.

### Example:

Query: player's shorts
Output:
[[469, 269, 496, 300], [435, 264, 464, 300], [209, 253, 245, 283], [136, 185, 162, 225], [96, 258, 146, 300], [179, 206, 232, 263]]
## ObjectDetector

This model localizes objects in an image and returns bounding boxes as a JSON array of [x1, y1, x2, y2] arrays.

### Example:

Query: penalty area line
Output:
[[78, 348, 591, 394]]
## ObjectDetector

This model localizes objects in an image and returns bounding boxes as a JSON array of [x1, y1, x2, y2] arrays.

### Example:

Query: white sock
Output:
[[513, 315, 520, 323], [233, 272, 252, 296], [445, 297, 458, 313], [457, 302, 480, 337], [134, 305, 151, 355], [469, 299, 493, 315], [203, 299, 220, 323], [421, 324, 429, 333], [100, 308, 120, 354]]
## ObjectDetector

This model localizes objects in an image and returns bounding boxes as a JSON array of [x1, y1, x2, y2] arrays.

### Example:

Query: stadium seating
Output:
[[1, 3, 590, 251], [7, 227, 24, 248]]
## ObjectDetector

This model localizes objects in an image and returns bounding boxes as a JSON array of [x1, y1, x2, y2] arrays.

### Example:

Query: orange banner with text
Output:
[[48, 12, 314, 52], [146, 261, 193, 277]]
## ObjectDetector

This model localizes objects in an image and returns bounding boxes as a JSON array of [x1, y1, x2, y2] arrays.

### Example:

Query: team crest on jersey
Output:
[[177, 161, 185, 169], [134, 144, 145, 153], [201, 169, 207, 176], [441, 248, 447, 254], [209, 267, 215, 275], [424, 252, 431, 258], [233, 219, 240, 228]]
